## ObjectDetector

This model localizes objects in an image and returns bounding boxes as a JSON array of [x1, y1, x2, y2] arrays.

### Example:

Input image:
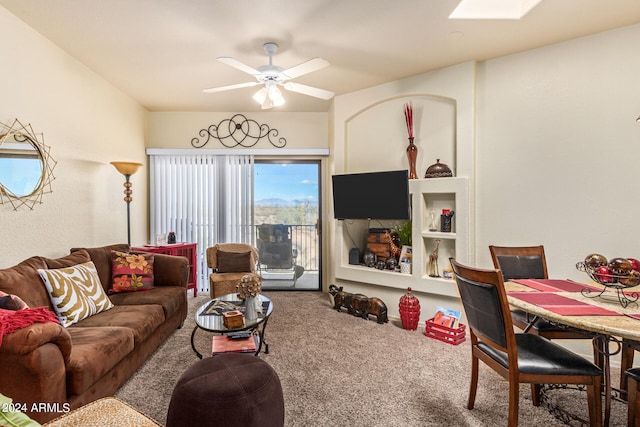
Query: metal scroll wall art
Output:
[[191, 114, 287, 149], [0, 119, 57, 210]]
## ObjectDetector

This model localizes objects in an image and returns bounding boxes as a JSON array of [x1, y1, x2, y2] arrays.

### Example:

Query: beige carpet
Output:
[[115, 291, 627, 426]]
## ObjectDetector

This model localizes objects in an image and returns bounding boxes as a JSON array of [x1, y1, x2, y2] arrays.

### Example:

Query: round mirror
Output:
[[0, 119, 56, 210], [0, 132, 44, 197]]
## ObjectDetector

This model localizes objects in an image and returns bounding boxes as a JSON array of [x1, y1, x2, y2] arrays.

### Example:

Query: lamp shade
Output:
[[111, 161, 143, 176]]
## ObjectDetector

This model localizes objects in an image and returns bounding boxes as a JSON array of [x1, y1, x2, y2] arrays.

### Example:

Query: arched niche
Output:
[[345, 95, 457, 177]]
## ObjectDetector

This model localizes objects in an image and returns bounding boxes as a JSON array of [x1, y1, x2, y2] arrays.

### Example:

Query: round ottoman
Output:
[[166, 354, 284, 427]]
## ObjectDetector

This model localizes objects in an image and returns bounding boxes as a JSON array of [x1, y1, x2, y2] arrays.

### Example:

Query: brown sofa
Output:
[[0, 243, 188, 423]]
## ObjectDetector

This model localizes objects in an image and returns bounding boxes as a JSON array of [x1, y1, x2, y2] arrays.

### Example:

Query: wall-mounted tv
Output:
[[332, 170, 411, 220]]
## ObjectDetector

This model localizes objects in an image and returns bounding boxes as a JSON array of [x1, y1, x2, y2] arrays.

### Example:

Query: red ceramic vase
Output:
[[399, 287, 420, 330]]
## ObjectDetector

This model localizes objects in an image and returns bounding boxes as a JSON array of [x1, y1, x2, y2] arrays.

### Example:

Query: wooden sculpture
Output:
[[428, 239, 441, 277], [328, 285, 388, 324]]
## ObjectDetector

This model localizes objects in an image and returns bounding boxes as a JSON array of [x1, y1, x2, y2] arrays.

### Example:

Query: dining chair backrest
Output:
[[450, 258, 513, 351], [489, 245, 548, 281]]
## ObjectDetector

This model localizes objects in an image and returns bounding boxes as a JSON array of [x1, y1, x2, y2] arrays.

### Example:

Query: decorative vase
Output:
[[406, 137, 418, 179], [399, 287, 420, 330], [424, 159, 453, 178], [363, 250, 377, 267], [441, 210, 455, 233], [245, 296, 258, 322]]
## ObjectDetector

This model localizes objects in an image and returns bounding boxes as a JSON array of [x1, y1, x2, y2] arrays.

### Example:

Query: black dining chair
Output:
[[490, 245, 599, 403], [626, 368, 640, 426], [489, 245, 590, 340], [489, 245, 634, 398], [450, 258, 603, 427]]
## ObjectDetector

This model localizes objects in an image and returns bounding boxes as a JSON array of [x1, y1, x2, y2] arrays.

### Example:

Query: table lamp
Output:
[[111, 161, 143, 245]]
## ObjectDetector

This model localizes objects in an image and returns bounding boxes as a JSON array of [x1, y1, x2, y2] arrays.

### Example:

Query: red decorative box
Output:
[[424, 318, 466, 346]]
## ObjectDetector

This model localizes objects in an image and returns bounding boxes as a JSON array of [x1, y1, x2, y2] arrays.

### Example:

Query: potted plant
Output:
[[394, 220, 412, 247]]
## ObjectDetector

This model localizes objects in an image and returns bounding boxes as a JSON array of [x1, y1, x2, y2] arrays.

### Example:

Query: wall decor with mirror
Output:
[[0, 118, 56, 210]]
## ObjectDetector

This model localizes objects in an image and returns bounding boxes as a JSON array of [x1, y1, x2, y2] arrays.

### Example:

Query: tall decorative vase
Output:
[[406, 137, 418, 179]]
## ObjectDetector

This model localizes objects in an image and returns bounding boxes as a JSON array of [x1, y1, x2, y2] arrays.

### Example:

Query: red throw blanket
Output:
[[0, 307, 60, 347]]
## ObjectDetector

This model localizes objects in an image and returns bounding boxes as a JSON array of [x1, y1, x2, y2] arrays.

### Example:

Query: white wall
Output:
[[0, 8, 148, 266], [476, 23, 640, 279]]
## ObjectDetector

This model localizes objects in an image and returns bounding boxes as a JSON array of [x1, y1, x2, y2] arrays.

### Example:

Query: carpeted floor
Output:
[[115, 291, 627, 426]]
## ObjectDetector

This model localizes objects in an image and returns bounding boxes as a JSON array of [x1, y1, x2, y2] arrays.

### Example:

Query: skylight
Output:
[[449, 0, 543, 20]]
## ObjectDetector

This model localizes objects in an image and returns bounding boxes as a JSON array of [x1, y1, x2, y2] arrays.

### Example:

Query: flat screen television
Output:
[[332, 170, 411, 220]]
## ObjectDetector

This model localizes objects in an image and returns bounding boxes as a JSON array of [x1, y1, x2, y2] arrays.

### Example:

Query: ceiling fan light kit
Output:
[[252, 83, 285, 109], [203, 42, 334, 110]]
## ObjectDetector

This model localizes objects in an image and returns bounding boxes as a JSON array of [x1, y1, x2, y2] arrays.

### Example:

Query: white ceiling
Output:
[[2, 0, 640, 113]]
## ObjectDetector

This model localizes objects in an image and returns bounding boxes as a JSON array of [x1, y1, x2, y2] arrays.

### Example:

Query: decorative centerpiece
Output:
[[237, 273, 262, 299], [403, 102, 418, 179], [576, 253, 640, 307], [237, 274, 262, 320]]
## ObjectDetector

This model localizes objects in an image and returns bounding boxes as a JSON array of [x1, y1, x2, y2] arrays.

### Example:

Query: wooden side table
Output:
[[132, 243, 198, 297]]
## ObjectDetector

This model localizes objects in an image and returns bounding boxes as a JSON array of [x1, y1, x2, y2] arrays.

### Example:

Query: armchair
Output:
[[206, 243, 259, 298]]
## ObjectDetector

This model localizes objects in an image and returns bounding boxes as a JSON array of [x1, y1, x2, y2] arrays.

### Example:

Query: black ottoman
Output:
[[166, 354, 284, 427]]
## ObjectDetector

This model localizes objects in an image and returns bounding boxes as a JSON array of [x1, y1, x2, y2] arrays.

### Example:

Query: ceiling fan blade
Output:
[[217, 57, 262, 76], [283, 82, 334, 100], [282, 58, 329, 79], [202, 81, 259, 93]]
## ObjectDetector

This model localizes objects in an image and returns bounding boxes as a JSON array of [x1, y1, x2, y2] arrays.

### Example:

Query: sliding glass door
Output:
[[254, 160, 321, 291]]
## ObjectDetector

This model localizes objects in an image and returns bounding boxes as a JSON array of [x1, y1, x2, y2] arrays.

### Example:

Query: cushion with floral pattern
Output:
[[110, 250, 155, 293]]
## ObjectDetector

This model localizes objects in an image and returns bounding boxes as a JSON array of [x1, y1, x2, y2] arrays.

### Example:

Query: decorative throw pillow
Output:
[[110, 250, 155, 293], [216, 250, 252, 273], [38, 261, 114, 327], [0, 291, 28, 310]]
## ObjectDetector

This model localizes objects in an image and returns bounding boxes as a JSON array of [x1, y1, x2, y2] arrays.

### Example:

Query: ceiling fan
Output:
[[203, 42, 334, 109]]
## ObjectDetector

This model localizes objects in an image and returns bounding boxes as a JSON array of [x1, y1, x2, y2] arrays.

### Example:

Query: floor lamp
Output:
[[111, 161, 143, 246]]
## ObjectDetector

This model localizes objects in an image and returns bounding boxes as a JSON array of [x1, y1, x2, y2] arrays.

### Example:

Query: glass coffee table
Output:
[[191, 293, 273, 358]]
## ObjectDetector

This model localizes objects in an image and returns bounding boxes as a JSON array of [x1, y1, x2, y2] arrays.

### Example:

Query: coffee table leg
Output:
[[255, 318, 270, 355], [191, 325, 203, 359]]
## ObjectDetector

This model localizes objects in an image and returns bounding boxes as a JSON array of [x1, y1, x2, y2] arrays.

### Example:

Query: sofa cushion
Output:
[[38, 261, 114, 327], [108, 285, 186, 321], [65, 326, 135, 396], [70, 244, 130, 293], [42, 250, 91, 270], [0, 256, 51, 309], [217, 250, 252, 273], [110, 250, 155, 293], [71, 304, 165, 344]]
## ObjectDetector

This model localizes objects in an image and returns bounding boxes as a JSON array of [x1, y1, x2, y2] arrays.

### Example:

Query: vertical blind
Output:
[[149, 154, 254, 294]]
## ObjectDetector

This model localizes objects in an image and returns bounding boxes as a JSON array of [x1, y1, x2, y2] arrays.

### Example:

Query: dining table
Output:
[[504, 278, 640, 427]]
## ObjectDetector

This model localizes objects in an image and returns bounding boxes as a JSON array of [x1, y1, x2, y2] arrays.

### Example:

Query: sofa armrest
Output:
[[0, 323, 71, 423], [153, 253, 189, 288], [1, 321, 71, 363]]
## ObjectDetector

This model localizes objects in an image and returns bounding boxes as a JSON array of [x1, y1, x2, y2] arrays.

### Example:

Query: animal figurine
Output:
[[329, 284, 352, 314], [349, 293, 368, 317], [328, 285, 388, 324], [429, 239, 441, 277], [365, 297, 389, 324]]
